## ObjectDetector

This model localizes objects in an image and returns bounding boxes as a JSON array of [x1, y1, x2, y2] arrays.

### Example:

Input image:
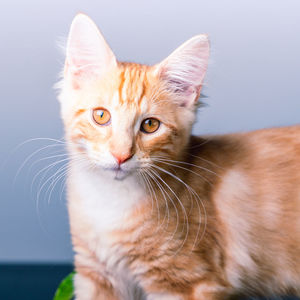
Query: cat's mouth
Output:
[[113, 169, 128, 180], [103, 165, 133, 180], [89, 157, 138, 180]]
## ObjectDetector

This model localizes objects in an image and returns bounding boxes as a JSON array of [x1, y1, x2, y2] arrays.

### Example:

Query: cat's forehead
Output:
[[73, 62, 170, 119], [86, 63, 161, 110], [117, 62, 149, 105]]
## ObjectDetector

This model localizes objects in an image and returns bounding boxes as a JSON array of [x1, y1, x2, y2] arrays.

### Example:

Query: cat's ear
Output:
[[64, 14, 117, 84], [156, 35, 209, 108]]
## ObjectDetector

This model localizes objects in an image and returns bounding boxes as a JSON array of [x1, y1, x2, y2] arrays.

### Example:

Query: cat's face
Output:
[[58, 14, 209, 180]]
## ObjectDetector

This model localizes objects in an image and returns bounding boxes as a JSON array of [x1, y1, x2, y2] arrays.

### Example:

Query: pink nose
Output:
[[111, 152, 133, 165]]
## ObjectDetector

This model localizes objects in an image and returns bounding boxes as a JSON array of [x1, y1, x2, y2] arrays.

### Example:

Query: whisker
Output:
[[151, 155, 218, 176], [13, 143, 67, 186], [140, 171, 155, 215], [30, 157, 72, 196], [186, 137, 213, 149], [36, 162, 71, 204], [148, 165, 189, 256], [35, 155, 84, 206], [34, 158, 87, 233], [151, 158, 214, 186], [144, 169, 170, 231], [35, 156, 85, 206], [29, 152, 69, 168], [147, 168, 179, 240], [59, 176, 67, 204], [144, 170, 161, 226], [150, 163, 207, 252], [30, 152, 83, 196], [46, 164, 73, 205], [2, 136, 66, 168], [187, 153, 224, 170]]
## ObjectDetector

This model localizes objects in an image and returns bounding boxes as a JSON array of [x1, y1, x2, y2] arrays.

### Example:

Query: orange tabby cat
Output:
[[58, 14, 300, 300]]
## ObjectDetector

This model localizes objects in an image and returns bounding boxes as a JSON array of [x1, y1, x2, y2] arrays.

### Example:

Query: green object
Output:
[[53, 271, 76, 300]]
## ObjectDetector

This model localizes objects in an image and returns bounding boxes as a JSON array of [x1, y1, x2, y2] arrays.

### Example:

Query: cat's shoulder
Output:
[[188, 125, 300, 164]]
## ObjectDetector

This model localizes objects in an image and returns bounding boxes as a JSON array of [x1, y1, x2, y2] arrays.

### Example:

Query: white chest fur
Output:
[[68, 162, 147, 299], [70, 162, 146, 232]]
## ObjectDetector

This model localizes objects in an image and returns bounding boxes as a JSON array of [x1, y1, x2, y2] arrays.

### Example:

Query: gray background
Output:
[[0, 0, 299, 263]]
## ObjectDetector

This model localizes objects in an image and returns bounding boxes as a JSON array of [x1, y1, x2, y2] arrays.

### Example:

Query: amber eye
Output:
[[92, 108, 111, 125], [140, 118, 160, 134]]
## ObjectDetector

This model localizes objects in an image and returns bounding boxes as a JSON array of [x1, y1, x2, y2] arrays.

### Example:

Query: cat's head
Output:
[[58, 14, 209, 180]]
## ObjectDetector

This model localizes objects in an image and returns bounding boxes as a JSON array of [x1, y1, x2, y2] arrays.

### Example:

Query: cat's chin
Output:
[[112, 169, 131, 181], [100, 167, 134, 181]]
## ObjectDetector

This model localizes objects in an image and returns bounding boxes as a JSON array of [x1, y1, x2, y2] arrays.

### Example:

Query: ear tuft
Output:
[[157, 34, 210, 108], [65, 14, 116, 82]]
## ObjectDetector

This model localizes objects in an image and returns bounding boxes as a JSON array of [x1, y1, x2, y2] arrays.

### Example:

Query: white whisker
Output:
[[145, 169, 170, 232], [151, 157, 214, 186], [150, 163, 207, 252], [30, 157, 72, 196], [149, 164, 189, 256], [13, 143, 67, 186], [147, 168, 179, 241], [152, 155, 218, 176], [140, 170, 155, 216]]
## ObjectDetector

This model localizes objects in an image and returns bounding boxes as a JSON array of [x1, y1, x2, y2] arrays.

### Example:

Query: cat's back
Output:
[[191, 125, 300, 180], [240, 124, 300, 160]]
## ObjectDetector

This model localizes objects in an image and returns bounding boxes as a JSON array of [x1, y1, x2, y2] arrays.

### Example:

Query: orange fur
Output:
[[58, 14, 300, 300]]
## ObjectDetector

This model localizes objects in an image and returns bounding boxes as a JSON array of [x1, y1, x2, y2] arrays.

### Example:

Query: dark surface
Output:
[[0, 264, 298, 300], [0, 264, 73, 300]]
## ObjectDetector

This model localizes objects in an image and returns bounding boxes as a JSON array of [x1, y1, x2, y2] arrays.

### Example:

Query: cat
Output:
[[57, 14, 300, 300]]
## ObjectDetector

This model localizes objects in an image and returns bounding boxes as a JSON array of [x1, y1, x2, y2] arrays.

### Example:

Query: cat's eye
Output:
[[92, 108, 111, 125], [140, 118, 160, 134]]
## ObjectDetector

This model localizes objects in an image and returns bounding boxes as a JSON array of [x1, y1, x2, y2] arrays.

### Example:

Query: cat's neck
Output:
[[68, 159, 148, 232]]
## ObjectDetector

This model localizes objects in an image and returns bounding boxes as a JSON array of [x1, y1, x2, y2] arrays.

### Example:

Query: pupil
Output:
[[148, 119, 152, 126], [99, 111, 104, 118]]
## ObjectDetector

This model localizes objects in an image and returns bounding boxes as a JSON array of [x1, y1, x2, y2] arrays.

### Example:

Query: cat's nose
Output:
[[111, 151, 133, 166]]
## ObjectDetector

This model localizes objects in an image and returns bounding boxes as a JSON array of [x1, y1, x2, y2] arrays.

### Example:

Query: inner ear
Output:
[[168, 79, 190, 93], [156, 34, 210, 108]]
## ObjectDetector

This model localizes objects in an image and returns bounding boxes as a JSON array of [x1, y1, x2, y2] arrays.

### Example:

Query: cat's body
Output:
[[59, 14, 300, 299], [68, 126, 300, 300]]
